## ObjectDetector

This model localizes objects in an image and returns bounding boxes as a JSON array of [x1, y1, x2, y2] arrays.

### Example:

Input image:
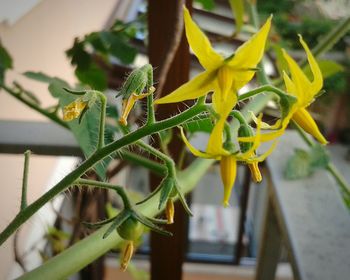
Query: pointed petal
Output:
[[282, 48, 312, 105], [292, 108, 328, 145], [179, 127, 214, 159], [227, 16, 272, 90], [154, 70, 215, 104], [298, 35, 323, 98], [220, 156, 237, 207], [282, 71, 297, 97], [183, 6, 223, 70]]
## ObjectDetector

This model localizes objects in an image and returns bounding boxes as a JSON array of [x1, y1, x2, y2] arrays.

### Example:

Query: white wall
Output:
[[0, 0, 124, 278]]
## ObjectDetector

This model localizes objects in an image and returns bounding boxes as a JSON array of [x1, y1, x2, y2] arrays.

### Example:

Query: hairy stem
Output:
[[0, 102, 207, 245], [1, 84, 68, 129], [20, 150, 31, 211]]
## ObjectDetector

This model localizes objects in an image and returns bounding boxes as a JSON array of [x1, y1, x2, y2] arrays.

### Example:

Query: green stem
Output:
[[137, 140, 175, 176], [1, 84, 68, 129], [20, 150, 31, 211], [238, 85, 286, 102], [293, 121, 350, 197], [96, 92, 107, 150], [146, 92, 156, 125], [75, 179, 132, 209], [120, 150, 166, 176], [0, 102, 207, 246], [17, 158, 214, 280], [306, 16, 350, 66]]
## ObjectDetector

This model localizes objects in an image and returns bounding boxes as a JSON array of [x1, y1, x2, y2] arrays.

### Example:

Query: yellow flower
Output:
[[63, 99, 88, 121], [245, 36, 327, 144], [155, 7, 272, 111], [155, 7, 272, 206], [179, 115, 275, 207]]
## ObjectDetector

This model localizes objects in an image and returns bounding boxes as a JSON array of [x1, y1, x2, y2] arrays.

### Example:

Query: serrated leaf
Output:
[[100, 32, 137, 65], [285, 148, 312, 180], [228, 0, 245, 35], [23, 71, 54, 83], [304, 60, 344, 80], [46, 76, 112, 179], [75, 64, 107, 91], [309, 144, 330, 170]]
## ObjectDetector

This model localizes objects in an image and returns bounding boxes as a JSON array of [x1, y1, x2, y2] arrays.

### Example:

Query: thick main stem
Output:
[[0, 103, 207, 246]]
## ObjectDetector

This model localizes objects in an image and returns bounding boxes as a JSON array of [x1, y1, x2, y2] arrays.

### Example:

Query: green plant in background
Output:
[[0, 0, 350, 279]]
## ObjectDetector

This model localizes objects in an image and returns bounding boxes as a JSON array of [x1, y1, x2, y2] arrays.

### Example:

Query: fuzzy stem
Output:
[[17, 158, 214, 280], [75, 179, 132, 209], [20, 150, 31, 211], [0, 102, 207, 246], [96, 92, 107, 150], [293, 121, 350, 198], [1, 84, 68, 129]]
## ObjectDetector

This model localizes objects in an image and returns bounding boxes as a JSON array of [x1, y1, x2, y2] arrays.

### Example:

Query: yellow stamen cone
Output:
[[63, 100, 87, 121], [119, 94, 138, 126], [292, 108, 328, 145], [248, 162, 262, 183], [220, 156, 237, 207], [120, 241, 134, 272]]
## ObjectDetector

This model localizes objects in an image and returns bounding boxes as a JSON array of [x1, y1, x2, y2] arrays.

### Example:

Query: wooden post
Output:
[[148, 0, 191, 279]]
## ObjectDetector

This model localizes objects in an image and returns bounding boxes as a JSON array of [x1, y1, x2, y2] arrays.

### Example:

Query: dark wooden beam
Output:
[[148, 1, 192, 279]]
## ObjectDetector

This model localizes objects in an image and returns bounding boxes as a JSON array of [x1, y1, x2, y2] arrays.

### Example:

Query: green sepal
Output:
[[116, 63, 153, 100], [173, 181, 193, 216], [63, 87, 86, 96], [82, 216, 117, 229], [276, 92, 297, 120], [103, 210, 130, 239], [135, 182, 163, 205], [132, 212, 172, 237], [158, 177, 175, 210]]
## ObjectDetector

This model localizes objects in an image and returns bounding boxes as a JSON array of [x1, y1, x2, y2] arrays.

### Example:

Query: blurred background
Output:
[[0, 0, 349, 279]]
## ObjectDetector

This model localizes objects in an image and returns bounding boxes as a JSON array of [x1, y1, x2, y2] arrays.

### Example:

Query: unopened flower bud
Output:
[[166, 199, 175, 224]]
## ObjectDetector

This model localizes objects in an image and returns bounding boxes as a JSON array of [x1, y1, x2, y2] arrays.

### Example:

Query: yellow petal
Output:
[[292, 108, 328, 145], [248, 162, 262, 183], [179, 127, 215, 159], [282, 71, 297, 97], [220, 155, 237, 207], [249, 111, 282, 130], [183, 6, 223, 70], [298, 35, 323, 99], [154, 70, 215, 104], [282, 48, 311, 105], [207, 93, 236, 156], [227, 16, 272, 90], [63, 99, 87, 121]]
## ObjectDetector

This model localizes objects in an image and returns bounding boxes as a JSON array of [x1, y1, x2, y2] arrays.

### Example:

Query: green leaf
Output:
[[194, 0, 215, 10], [100, 32, 137, 65], [0, 42, 13, 83], [285, 148, 312, 179], [23, 71, 53, 83], [45, 76, 112, 179], [284, 145, 330, 180], [228, 0, 245, 35], [75, 64, 107, 91], [303, 60, 344, 80]]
